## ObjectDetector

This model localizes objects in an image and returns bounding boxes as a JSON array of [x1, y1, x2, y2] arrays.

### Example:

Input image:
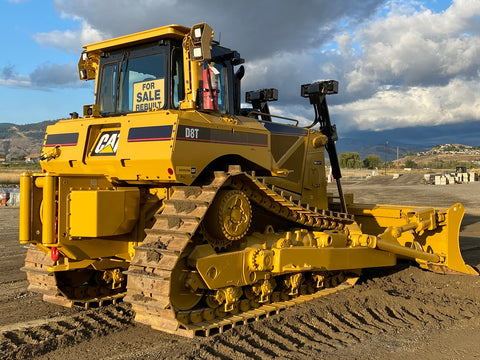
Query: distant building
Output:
[[0, 154, 6, 163], [25, 154, 40, 163]]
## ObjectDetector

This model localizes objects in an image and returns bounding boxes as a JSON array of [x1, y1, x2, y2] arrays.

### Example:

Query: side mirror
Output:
[[235, 65, 245, 81]]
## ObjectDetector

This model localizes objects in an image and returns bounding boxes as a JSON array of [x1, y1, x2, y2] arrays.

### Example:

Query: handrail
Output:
[[248, 111, 299, 126]]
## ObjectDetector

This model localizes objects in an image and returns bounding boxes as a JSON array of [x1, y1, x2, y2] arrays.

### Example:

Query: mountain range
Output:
[[336, 120, 480, 161], [0, 121, 56, 160], [0, 119, 479, 161]]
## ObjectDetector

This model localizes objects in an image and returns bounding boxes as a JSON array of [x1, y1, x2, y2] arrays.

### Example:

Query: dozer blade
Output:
[[348, 202, 477, 275]]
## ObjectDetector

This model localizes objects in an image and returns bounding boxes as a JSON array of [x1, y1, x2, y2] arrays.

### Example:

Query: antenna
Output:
[[212, 31, 221, 45]]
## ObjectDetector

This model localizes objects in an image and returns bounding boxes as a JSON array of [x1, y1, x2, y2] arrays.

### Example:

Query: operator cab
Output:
[[88, 37, 244, 117], [97, 40, 182, 115]]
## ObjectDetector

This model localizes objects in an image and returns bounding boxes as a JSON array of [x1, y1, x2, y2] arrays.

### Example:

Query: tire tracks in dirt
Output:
[[3, 199, 480, 359], [3, 264, 480, 360], [187, 264, 480, 360], [0, 304, 134, 360]]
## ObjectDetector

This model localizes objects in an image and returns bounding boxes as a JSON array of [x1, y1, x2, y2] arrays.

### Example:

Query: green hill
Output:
[[0, 120, 57, 160]]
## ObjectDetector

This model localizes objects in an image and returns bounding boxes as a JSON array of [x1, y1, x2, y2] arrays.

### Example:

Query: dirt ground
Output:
[[2, 174, 480, 360]]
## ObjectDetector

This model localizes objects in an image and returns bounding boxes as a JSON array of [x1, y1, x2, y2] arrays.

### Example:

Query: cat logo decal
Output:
[[91, 130, 120, 156]]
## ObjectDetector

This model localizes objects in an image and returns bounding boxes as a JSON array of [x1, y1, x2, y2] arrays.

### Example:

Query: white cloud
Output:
[[0, 63, 88, 90], [6, 0, 480, 132], [345, 0, 480, 94], [0, 64, 33, 88], [243, 51, 321, 104], [0, 74, 31, 88], [51, 0, 384, 60], [33, 22, 109, 53], [30, 62, 81, 87], [333, 77, 480, 130], [228, 0, 480, 131]]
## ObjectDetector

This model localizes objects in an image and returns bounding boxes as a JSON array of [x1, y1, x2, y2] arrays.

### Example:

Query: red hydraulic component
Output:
[[51, 247, 59, 262]]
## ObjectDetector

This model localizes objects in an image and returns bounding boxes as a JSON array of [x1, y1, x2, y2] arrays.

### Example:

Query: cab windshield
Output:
[[98, 45, 167, 115]]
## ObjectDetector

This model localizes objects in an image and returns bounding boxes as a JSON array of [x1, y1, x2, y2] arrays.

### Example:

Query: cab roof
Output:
[[83, 24, 190, 53]]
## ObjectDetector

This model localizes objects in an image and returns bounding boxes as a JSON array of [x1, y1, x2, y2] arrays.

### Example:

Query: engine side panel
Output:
[[40, 110, 274, 185]]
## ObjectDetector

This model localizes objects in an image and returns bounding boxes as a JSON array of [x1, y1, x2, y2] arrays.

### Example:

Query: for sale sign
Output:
[[133, 79, 165, 111]]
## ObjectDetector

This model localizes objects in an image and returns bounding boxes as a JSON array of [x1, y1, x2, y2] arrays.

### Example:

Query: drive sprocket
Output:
[[203, 189, 252, 248]]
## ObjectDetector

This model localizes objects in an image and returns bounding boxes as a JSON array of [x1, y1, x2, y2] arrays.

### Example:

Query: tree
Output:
[[339, 152, 362, 169], [405, 159, 416, 168], [363, 154, 382, 169]]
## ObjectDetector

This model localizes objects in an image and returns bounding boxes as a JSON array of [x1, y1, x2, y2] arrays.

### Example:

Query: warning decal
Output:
[[133, 79, 165, 111], [91, 130, 120, 156]]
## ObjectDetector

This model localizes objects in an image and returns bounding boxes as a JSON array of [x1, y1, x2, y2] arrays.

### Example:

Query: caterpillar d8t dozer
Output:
[[20, 23, 477, 337]]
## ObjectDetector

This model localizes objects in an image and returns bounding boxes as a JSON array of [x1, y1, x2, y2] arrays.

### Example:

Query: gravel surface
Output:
[[2, 175, 480, 359]]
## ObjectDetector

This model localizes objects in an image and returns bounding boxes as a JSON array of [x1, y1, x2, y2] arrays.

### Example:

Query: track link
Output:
[[22, 170, 358, 335], [230, 172, 354, 229], [22, 246, 125, 308], [124, 173, 227, 334], [124, 171, 358, 336]]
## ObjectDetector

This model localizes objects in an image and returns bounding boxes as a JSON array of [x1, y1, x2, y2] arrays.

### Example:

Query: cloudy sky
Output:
[[1, 0, 479, 132]]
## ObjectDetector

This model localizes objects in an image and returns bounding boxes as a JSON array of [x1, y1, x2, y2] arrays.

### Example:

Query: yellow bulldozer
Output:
[[19, 23, 476, 337]]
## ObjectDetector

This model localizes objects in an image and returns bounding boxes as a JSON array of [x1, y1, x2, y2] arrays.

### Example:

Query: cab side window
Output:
[[172, 47, 185, 108], [202, 62, 227, 113], [99, 63, 117, 113]]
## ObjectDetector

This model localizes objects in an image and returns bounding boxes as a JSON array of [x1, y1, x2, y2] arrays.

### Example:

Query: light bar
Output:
[[79, 69, 88, 80], [189, 23, 213, 61], [192, 47, 203, 60], [193, 26, 203, 41], [246, 88, 278, 104], [301, 80, 338, 98]]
